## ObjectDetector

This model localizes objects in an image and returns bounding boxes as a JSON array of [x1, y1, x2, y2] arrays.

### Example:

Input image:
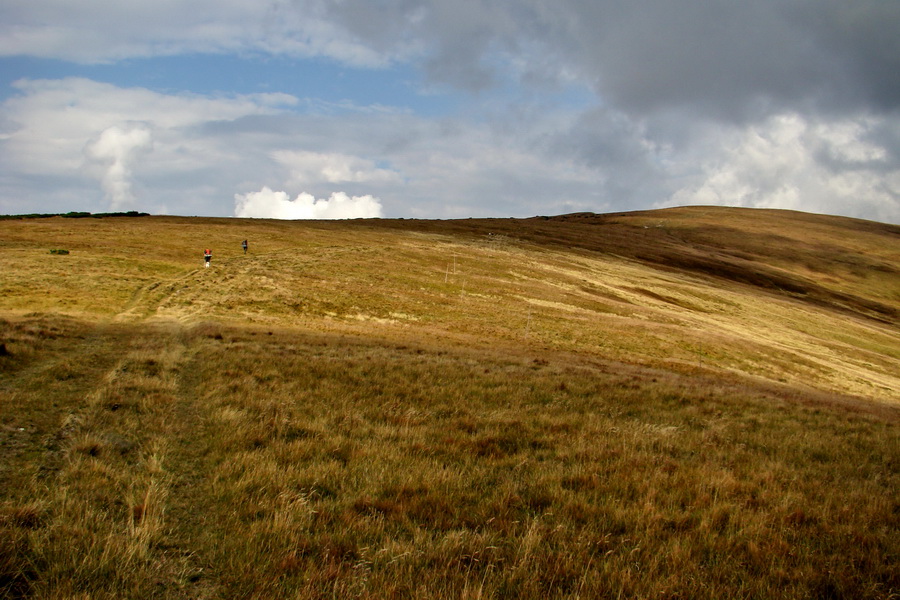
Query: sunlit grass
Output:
[[4, 210, 897, 401], [1, 208, 898, 597], [2, 319, 896, 597]]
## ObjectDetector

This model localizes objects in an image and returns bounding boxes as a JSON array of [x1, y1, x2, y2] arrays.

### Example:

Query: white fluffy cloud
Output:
[[83, 124, 153, 209], [0, 78, 299, 215], [234, 187, 383, 219], [272, 150, 402, 186], [667, 113, 900, 223]]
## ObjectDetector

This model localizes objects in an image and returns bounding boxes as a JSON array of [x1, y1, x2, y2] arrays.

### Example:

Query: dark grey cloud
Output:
[[324, 0, 900, 121], [576, 2, 829, 120], [791, 0, 900, 112], [7, 0, 897, 120]]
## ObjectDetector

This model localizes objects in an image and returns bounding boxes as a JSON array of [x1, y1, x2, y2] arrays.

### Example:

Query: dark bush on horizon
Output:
[[0, 211, 150, 220]]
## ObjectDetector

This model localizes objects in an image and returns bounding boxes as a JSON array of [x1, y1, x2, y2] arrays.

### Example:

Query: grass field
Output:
[[1, 207, 898, 598]]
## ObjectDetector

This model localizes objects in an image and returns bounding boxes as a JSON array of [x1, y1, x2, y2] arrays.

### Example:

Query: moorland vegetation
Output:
[[1, 206, 898, 598]]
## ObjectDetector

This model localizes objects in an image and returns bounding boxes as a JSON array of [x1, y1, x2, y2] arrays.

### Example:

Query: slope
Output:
[[1, 207, 898, 598], [3, 206, 896, 403]]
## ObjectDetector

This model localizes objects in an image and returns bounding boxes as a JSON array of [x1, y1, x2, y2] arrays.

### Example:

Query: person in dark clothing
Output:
[[241, 239, 248, 254]]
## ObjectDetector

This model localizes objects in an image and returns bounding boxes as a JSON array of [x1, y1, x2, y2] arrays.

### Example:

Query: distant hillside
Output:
[[1, 206, 897, 599], [1, 206, 897, 403], [373, 207, 900, 323]]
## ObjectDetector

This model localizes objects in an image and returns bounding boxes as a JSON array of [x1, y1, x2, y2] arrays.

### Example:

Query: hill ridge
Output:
[[1, 206, 898, 404], [2, 206, 899, 598]]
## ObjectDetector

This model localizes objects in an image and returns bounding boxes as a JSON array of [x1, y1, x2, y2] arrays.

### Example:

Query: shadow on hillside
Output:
[[364, 208, 899, 324]]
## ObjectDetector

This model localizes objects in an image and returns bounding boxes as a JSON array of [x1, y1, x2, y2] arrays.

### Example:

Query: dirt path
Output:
[[115, 270, 204, 322], [0, 315, 227, 598], [0, 318, 133, 499]]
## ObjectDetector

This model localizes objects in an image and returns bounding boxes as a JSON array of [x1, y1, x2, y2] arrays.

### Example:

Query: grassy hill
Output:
[[1, 206, 898, 598]]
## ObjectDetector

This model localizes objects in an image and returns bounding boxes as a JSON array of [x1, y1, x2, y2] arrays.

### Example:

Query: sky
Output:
[[1, 1, 899, 223]]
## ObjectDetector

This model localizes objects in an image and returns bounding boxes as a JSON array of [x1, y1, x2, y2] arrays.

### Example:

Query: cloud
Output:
[[234, 187, 384, 219], [4, 1, 899, 123], [4, 75, 897, 222], [83, 124, 153, 209], [0, 0, 399, 67], [272, 150, 402, 186], [312, 0, 900, 118], [3, 0, 900, 225], [667, 113, 900, 223], [0, 74, 620, 219], [0, 78, 298, 215]]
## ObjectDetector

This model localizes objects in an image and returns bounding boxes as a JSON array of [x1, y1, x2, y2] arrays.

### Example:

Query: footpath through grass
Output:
[[2, 316, 897, 598]]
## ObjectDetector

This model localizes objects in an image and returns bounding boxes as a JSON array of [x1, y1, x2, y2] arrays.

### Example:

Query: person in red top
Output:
[[204, 248, 212, 268]]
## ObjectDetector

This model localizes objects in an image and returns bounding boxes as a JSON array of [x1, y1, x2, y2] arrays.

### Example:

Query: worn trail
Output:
[[0, 316, 228, 597]]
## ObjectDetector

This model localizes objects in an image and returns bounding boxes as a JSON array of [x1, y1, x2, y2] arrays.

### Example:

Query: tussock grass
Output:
[[175, 326, 898, 598], [1, 208, 899, 597], [3, 317, 897, 598], [0, 318, 191, 598]]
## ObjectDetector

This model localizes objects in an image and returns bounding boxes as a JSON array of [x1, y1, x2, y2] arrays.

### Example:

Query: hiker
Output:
[[204, 248, 212, 268], [242, 239, 248, 254]]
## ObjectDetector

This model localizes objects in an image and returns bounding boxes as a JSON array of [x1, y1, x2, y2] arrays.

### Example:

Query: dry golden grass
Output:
[[2, 208, 897, 402], [1, 207, 898, 598]]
